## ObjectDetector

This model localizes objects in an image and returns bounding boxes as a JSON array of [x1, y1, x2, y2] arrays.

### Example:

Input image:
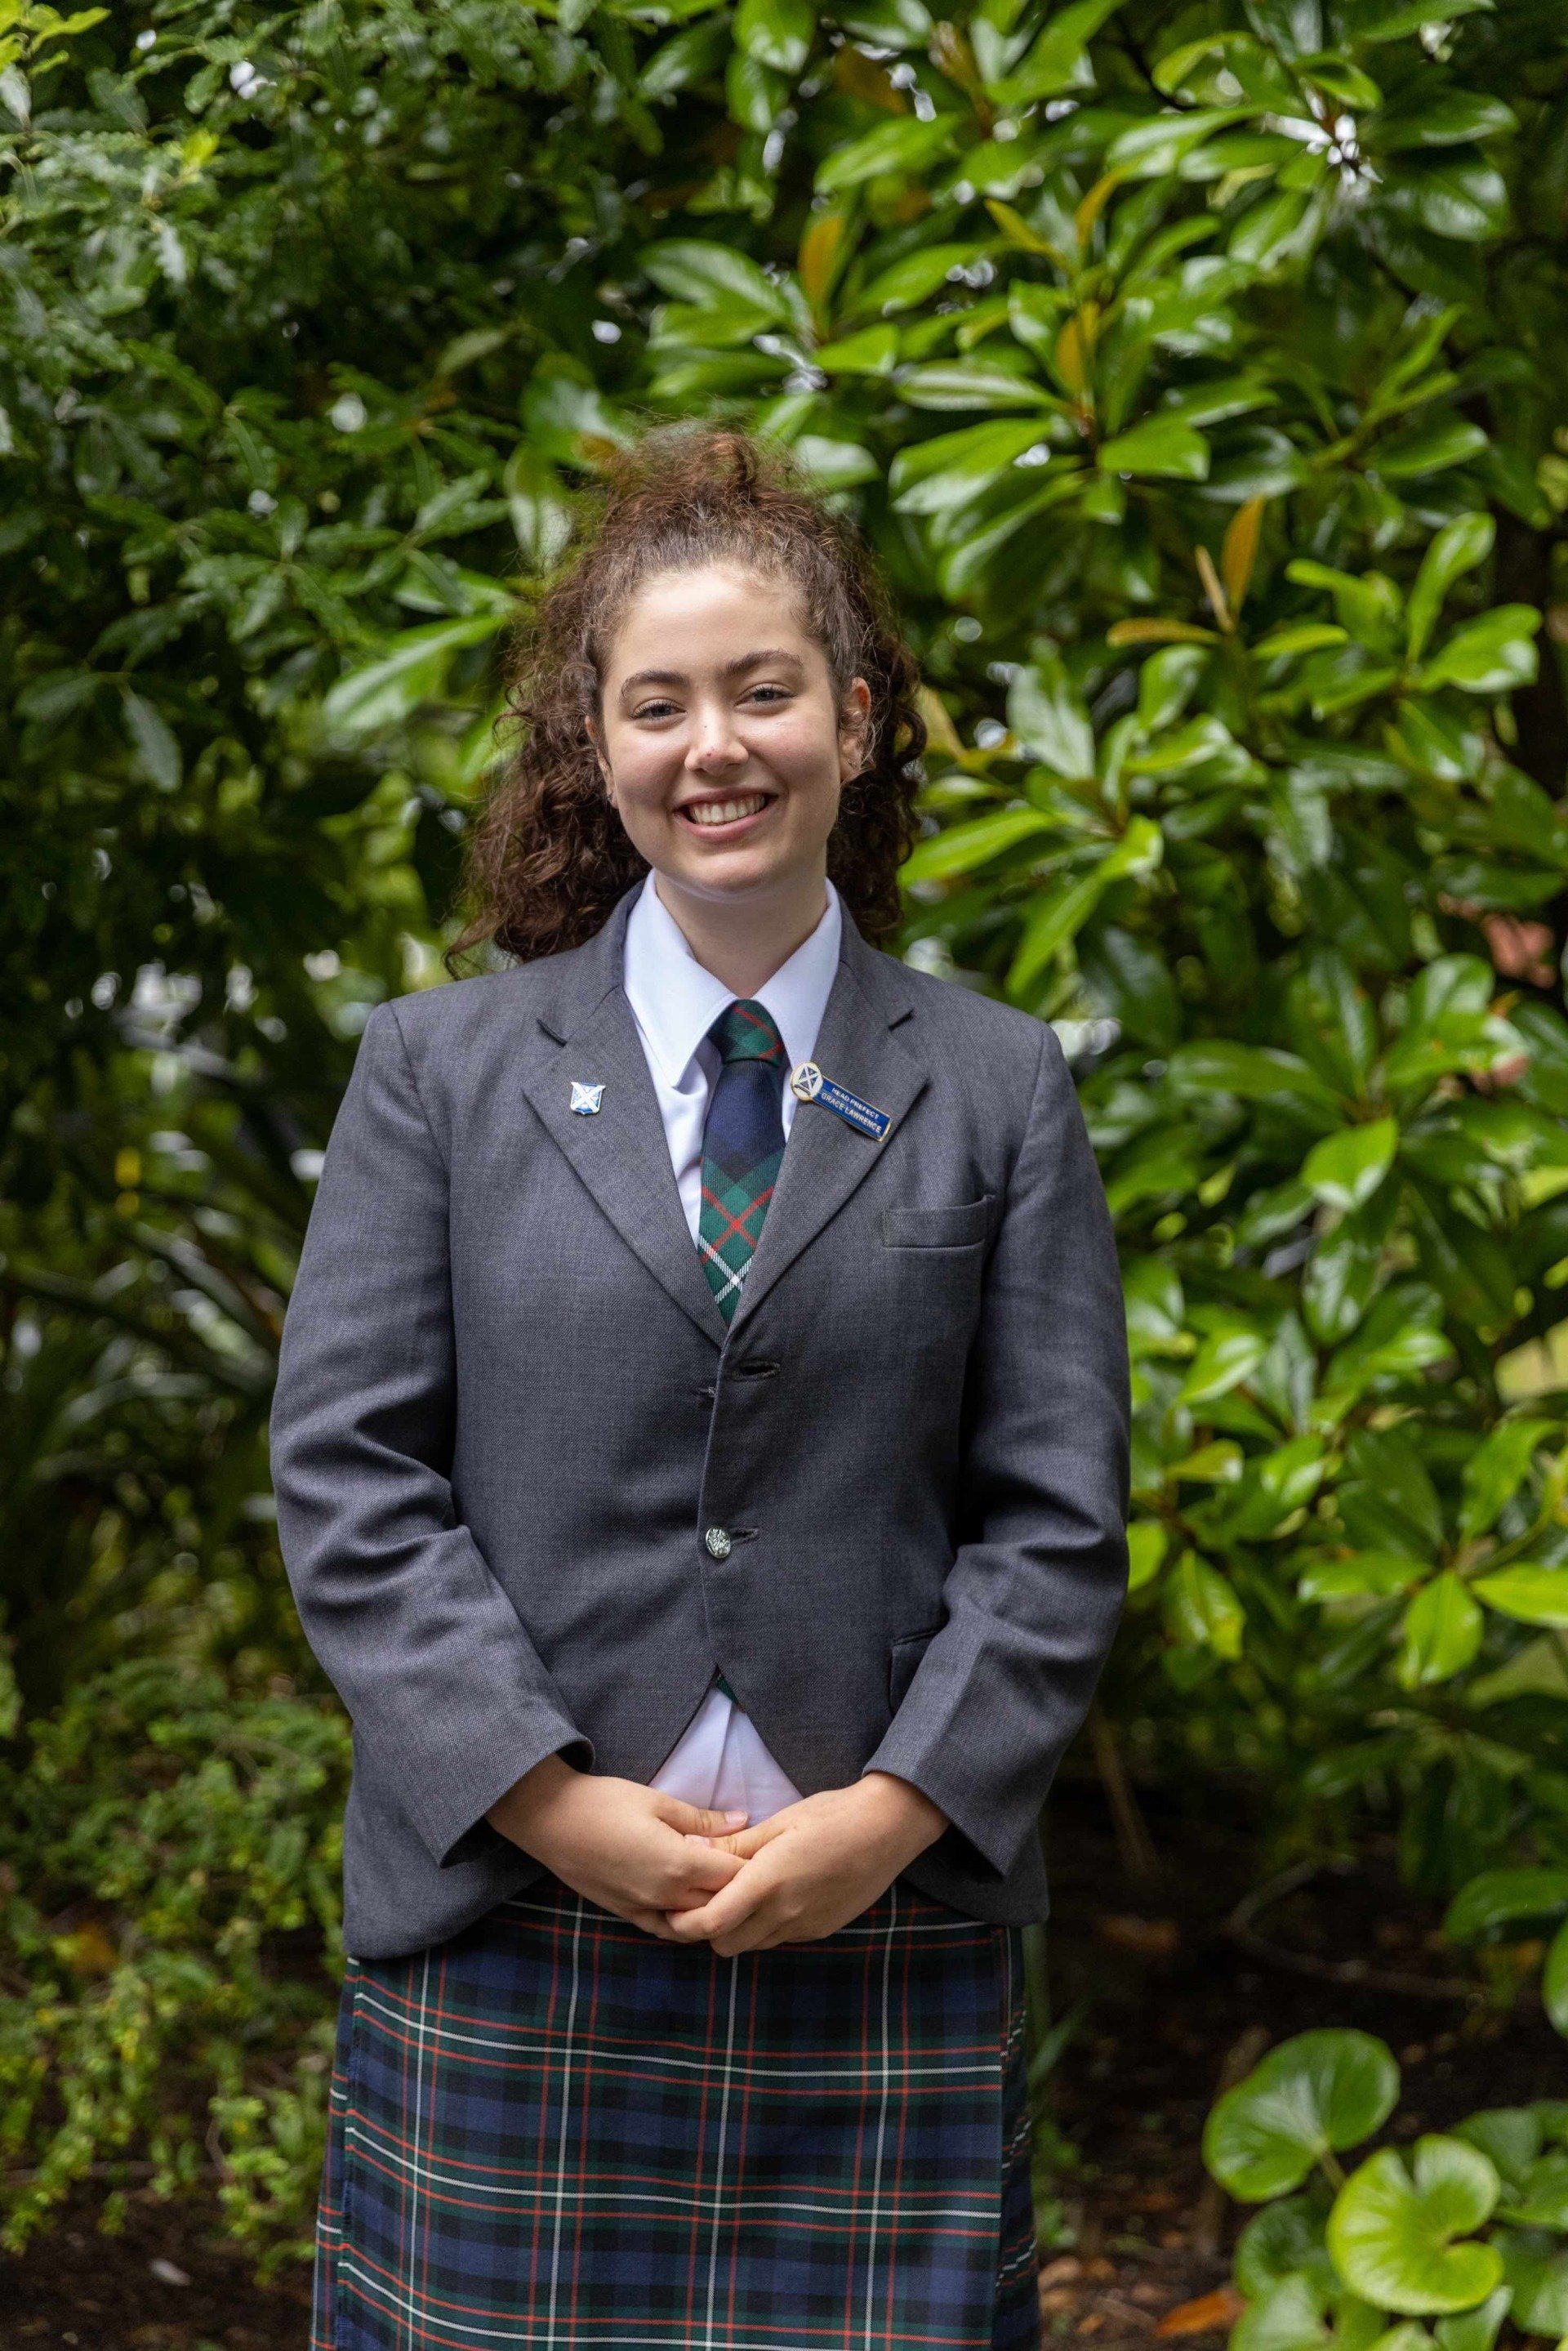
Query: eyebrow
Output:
[[618, 649, 804, 697]]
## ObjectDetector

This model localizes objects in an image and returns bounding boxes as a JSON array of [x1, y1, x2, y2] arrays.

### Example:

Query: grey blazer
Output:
[[269, 880, 1131, 1960]]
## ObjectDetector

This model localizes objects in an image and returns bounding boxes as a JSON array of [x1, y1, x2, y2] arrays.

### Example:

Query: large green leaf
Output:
[[1441, 1868, 1568, 1943], [1302, 1119, 1399, 1215], [640, 239, 788, 316], [1326, 2139, 1502, 2316], [1233, 2271, 1388, 2351], [321, 611, 506, 735], [1419, 607, 1541, 694], [733, 0, 816, 74], [889, 418, 1052, 511], [1169, 1043, 1342, 1122], [996, 0, 1127, 101], [1005, 819, 1163, 993], [1405, 515, 1494, 661], [1163, 1547, 1246, 1658], [1006, 657, 1094, 776], [1205, 2032, 1401, 2202], [1396, 1573, 1484, 1690], [1472, 1566, 1568, 1630], [120, 689, 182, 793], [899, 805, 1054, 881], [814, 114, 959, 194], [1098, 414, 1211, 480]]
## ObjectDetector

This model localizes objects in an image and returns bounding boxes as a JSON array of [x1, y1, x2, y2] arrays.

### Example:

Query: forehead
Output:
[[604, 562, 817, 675]]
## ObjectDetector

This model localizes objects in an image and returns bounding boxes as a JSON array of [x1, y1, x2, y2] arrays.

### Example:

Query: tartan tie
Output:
[[697, 997, 787, 1326]]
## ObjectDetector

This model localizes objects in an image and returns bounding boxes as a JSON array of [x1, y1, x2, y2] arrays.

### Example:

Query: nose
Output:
[[686, 697, 749, 774]]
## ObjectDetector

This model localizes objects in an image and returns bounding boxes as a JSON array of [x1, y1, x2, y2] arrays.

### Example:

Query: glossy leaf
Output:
[[1303, 1120, 1399, 1215], [1007, 657, 1095, 777], [1441, 1869, 1568, 1943], [1419, 608, 1541, 695], [1098, 414, 1211, 480], [1457, 1421, 1554, 1537], [1472, 1567, 1568, 1631], [1325, 2139, 1502, 2316], [898, 805, 1054, 882], [1396, 1574, 1484, 1690], [1204, 2031, 1401, 2202]]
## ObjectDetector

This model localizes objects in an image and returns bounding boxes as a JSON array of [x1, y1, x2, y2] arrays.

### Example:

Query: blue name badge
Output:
[[788, 1060, 892, 1143]]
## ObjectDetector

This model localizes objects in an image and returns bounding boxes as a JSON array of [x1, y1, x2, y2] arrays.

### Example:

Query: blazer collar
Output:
[[621, 867, 844, 1091], [516, 879, 929, 1350]]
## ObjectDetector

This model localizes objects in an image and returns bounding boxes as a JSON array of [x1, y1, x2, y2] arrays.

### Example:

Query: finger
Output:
[[626, 1905, 684, 1941], [584, 1892, 675, 1940], [667, 1862, 777, 1943], [711, 1929, 771, 1958], [671, 1843, 749, 1893], [663, 1898, 718, 1938], [710, 1904, 795, 1957], [662, 1870, 731, 1909], [663, 1894, 742, 1940], [728, 1892, 824, 1956], [759, 1919, 823, 1950]]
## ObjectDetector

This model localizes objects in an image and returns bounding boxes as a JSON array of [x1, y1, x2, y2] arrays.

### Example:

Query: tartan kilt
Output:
[[311, 1866, 1041, 2350]]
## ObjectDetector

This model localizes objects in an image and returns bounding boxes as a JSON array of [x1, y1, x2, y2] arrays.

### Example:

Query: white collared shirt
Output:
[[621, 865, 843, 1823]]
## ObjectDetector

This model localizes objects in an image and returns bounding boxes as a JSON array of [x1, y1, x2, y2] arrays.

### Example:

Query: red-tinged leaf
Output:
[[1156, 2287, 1248, 2336], [1222, 497, 1266, 616]]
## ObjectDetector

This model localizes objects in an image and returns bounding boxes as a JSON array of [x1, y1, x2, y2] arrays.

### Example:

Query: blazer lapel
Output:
[[514, 887, 732, 1350], [726, 911, 929, 1339]]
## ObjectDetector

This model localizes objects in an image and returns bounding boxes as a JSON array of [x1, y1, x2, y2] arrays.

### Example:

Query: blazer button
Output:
[[704, 1526, 732, 1560]]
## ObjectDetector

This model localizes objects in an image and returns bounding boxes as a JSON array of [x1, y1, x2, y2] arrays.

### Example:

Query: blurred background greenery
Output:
[[3, 0, 1568, 2304]]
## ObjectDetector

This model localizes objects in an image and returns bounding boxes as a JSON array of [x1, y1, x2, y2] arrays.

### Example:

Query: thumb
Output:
[[713, 1817, 779, 1858], [657, 1796, 750, 1837]]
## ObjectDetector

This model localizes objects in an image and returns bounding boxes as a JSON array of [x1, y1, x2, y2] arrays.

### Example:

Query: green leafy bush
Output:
[[1205, 2027, 1568, 2351], [0, 1660, 347, 2263]]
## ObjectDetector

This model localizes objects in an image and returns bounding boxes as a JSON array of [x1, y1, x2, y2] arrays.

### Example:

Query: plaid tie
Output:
[[697, 997, 787, 1326]]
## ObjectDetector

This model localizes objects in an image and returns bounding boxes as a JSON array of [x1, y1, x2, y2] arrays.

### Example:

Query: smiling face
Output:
[[589, 561, 871, 917]]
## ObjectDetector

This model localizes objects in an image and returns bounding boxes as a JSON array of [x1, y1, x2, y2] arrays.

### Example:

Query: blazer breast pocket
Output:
[[881, 1194, 992, 1251], [888, 1624, 942, 1712]]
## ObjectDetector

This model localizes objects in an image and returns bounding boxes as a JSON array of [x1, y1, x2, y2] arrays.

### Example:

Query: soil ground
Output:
[[4, 1779, 1561, 2349]]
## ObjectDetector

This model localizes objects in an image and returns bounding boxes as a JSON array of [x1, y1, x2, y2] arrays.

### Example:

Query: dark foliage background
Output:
[[2, 0, 1566, 2283]]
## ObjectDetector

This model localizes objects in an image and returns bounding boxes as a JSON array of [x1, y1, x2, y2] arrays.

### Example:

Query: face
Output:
[[588, 562, 871, 911]]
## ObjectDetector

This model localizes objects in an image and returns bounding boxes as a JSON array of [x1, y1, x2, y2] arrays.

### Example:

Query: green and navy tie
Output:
[[697, 997, 787, 1326], [698, 999, 787, 1705]]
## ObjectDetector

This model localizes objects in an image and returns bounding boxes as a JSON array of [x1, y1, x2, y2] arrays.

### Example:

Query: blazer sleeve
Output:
[[858, 1019, 1130, 1882], [269, 997, 595, 1871]]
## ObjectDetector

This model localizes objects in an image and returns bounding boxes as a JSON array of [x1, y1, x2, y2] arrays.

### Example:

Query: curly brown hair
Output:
[[445, 423, 927, 973]]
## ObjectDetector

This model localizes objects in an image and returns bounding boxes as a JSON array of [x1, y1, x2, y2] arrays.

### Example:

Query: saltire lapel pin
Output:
[[789, 1060, 892, 1144], [569, 1081, 605, 1116]]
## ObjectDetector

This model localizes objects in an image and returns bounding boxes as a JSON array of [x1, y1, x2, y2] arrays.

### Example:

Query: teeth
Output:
[[686, 795, 768, 827]]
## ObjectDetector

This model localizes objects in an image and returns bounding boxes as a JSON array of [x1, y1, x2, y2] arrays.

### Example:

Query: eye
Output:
[[631, 696, 679, 721], [745, 683, 792, 705]]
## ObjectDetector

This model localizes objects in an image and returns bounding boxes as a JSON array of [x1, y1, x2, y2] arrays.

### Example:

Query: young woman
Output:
[[270, 425, 1131, 2351]]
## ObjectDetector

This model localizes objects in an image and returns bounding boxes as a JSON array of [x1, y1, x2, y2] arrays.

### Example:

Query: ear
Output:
[[838, 676, 873, 780], [585, 713, 614, 796]]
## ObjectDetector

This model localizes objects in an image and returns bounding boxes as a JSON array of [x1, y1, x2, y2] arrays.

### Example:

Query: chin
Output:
[[670, 862, 786, 902]]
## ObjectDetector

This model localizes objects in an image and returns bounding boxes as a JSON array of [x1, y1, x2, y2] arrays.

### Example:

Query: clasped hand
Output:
[[488, 1758, 947, 1958]]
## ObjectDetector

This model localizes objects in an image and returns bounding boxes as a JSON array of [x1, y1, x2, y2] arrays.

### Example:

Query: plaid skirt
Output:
[[311, 1867, 1041, 2350]]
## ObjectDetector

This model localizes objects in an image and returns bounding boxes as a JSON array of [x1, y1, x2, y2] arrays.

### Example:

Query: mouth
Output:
[[674, 789, 777, 838]]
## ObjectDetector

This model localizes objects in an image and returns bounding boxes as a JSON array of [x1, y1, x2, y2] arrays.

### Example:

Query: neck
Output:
[[653, 867, 831, 997]]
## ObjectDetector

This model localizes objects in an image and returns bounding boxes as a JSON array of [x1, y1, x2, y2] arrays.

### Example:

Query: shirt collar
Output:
[[621, 868, 843, 1086]]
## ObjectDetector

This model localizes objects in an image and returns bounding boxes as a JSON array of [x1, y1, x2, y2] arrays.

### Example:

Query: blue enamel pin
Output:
[[569, 1081, 604, 1116], [789, 1060, 891, 1143]]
